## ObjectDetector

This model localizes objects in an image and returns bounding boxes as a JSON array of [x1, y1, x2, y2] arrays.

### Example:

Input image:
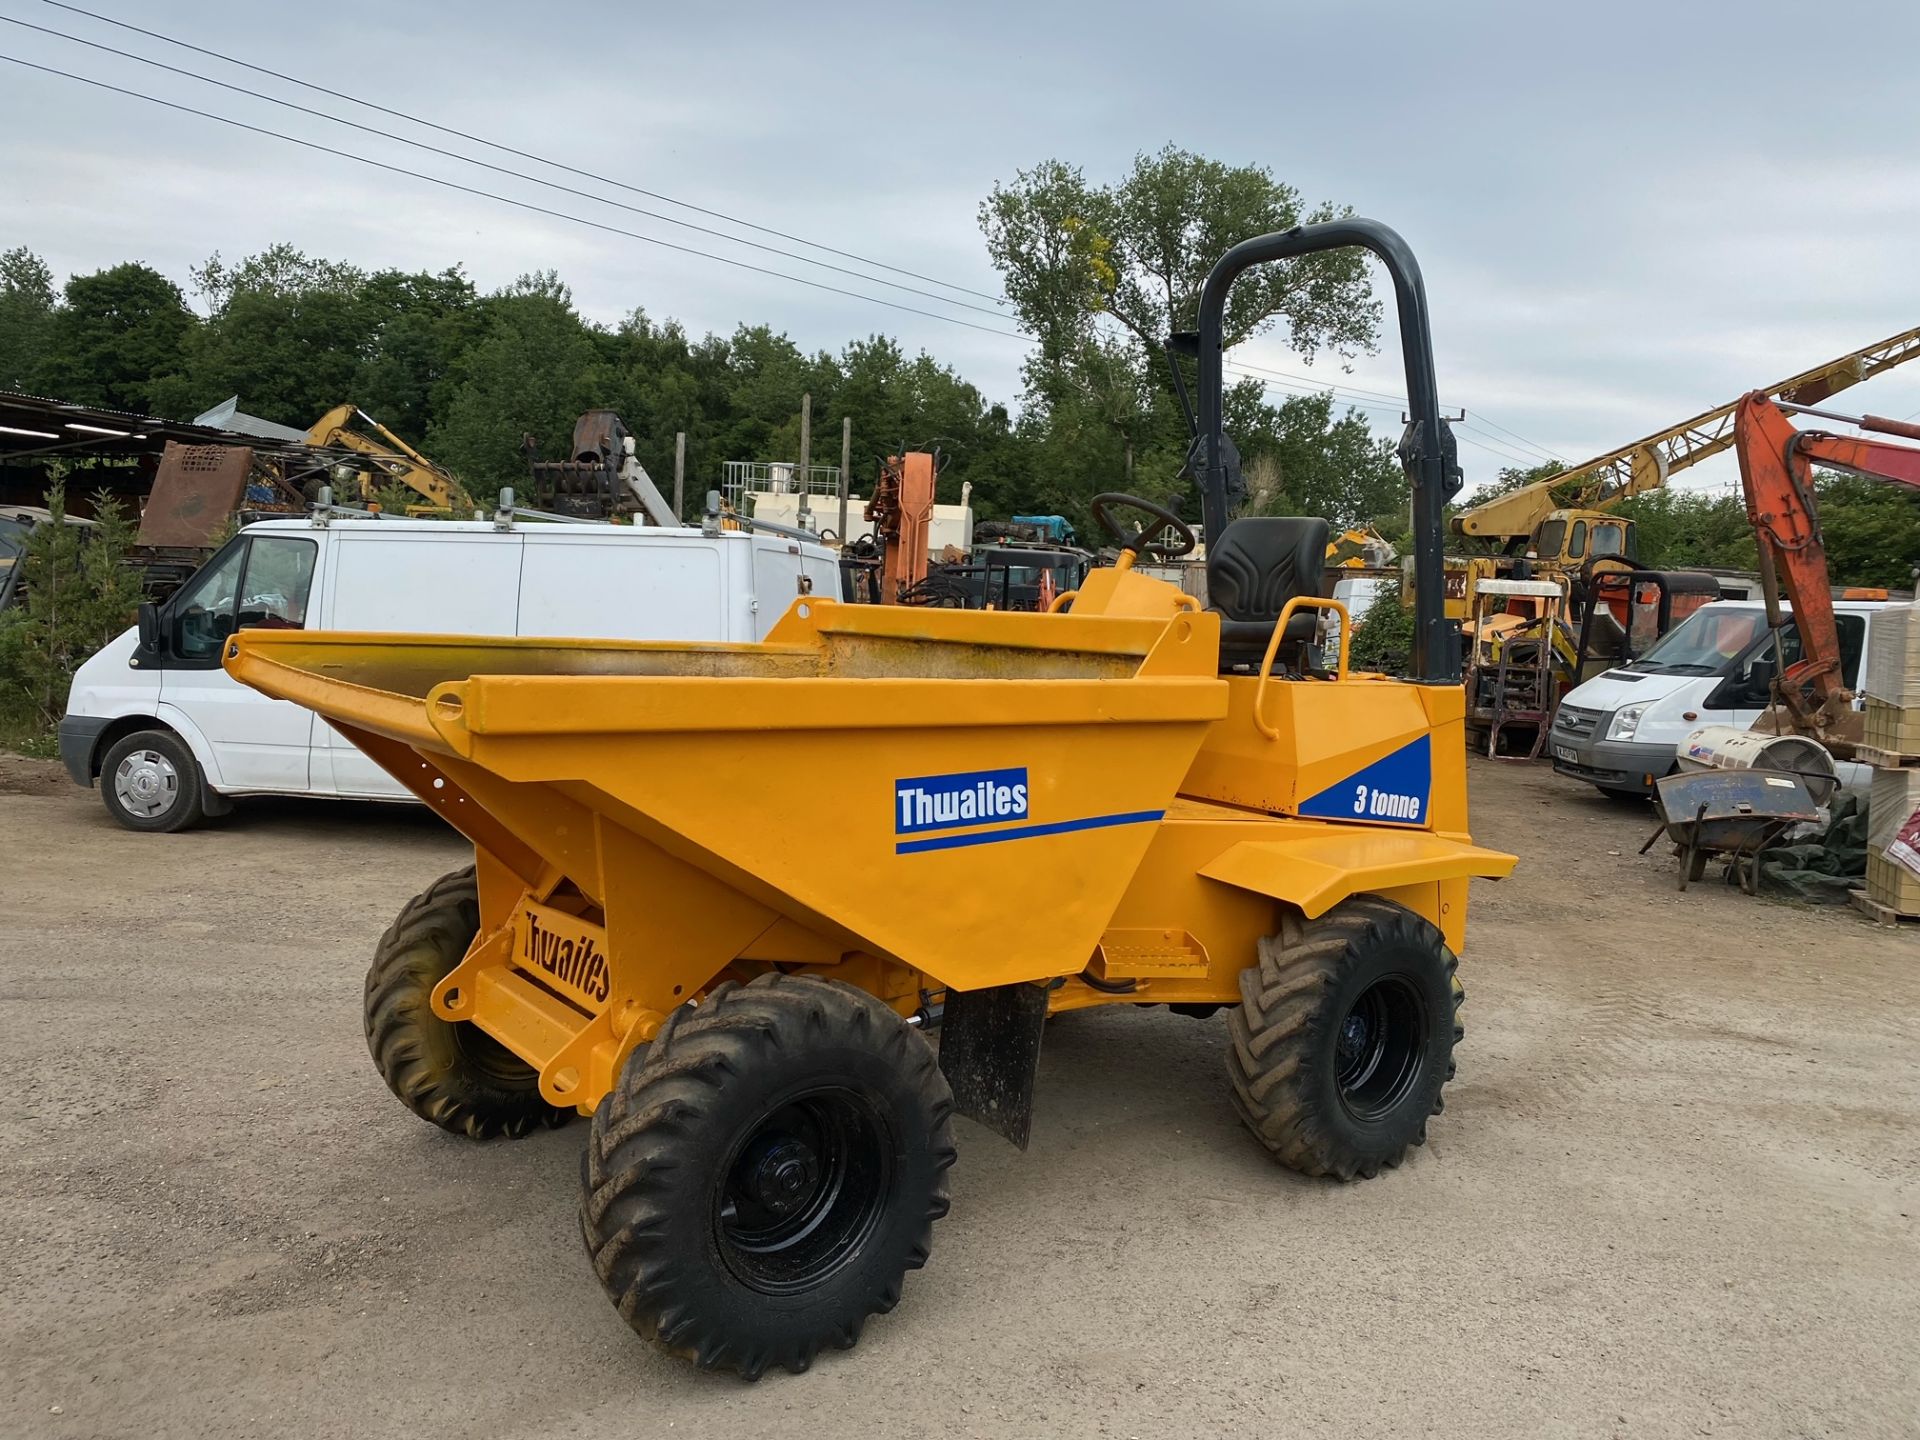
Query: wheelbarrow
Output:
[[1642, 768, 1821, 892]]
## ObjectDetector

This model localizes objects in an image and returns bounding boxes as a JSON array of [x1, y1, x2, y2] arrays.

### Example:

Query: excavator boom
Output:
[[1733, 392, 1920, 739], [305, 404, 465, 510]]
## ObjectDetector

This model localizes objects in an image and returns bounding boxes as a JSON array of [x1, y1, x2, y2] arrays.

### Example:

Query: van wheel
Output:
[[99, 729, 207, 833]]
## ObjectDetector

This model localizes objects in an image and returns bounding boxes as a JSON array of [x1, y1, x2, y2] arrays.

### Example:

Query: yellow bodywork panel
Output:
[[225, 563, 1514, 1115]]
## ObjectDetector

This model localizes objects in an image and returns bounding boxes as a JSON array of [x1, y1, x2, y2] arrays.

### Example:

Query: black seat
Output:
[[1206, 516, 1332, 671]]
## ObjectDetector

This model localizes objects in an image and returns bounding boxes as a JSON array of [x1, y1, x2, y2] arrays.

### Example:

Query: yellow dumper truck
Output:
[[227, 220, 1513, 1378]]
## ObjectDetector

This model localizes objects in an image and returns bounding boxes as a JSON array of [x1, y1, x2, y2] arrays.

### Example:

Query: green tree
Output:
[[981, 147, 1380, 398], [0, 481, 143, 731], [39, 263, 196, 413], [1813, 472, 1920, 590], [0, 246, 56, 390], [1242, 391, 1404, 526], [427, 272, 605, 490]]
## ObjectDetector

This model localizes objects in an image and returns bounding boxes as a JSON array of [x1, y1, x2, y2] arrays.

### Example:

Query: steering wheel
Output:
[[1089, 492, 1197, 560]]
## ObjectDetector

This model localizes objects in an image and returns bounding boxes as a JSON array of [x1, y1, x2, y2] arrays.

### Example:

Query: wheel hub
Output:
[[114, 750, 178, 818], [1333, 976, 1429, 1122], [749, 1138, 821, 1217]]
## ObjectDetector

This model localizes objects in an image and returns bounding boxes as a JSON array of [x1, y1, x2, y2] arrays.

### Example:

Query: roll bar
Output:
[[1187, 220, 1464, 683]]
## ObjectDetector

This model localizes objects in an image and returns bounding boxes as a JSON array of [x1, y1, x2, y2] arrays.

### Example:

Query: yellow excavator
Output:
[[304, 404, 466, 512], [1443, 325, 1920, 613]]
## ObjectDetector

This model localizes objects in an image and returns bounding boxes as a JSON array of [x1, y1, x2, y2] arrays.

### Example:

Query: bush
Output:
[[0, 480, 144, 738], [1347, 585, 1415, 676]]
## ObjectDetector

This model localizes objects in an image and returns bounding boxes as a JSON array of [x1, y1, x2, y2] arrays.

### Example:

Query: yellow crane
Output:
[[1453, 325, 1920, 556], [305, 404, 465, 511]]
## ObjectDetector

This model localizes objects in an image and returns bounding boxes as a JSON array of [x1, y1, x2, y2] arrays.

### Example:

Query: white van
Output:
[[1548, 597, 1888, 800], [59, 515, 842, 832]]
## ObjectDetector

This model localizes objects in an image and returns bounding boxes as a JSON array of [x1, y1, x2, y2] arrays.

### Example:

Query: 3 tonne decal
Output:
[[893, 766, 1162, 855], [1296, 734, 1433, 826]]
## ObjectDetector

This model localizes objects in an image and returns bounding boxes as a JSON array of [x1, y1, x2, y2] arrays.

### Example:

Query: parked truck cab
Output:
[[59, 516, 842, 832], [1549, 597, 1886, 800]]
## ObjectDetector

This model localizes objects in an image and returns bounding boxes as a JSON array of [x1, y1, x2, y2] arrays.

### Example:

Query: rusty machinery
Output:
[[521, 411, 679, 524], [1733, 392, 1920, 751], [864, 451, 938, 603]]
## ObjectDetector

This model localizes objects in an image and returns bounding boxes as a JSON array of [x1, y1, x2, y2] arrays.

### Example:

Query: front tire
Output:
[[581, 974, 956, 1378], [364, 867, 573, 1139], [1228, 896, 1460, 1180], [99, 728, 207, 833]]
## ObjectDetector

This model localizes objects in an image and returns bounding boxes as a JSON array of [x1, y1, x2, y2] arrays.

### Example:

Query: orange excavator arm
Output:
[[1733, 392, 1920, 729]]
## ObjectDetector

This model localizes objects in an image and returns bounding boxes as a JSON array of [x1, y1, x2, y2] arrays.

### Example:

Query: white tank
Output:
[[1677, 725, 1839, 806]]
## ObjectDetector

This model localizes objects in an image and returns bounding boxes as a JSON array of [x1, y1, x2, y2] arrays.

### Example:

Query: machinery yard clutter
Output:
[[59, 509, 839, 833], [225, 220, 1515, 1379]]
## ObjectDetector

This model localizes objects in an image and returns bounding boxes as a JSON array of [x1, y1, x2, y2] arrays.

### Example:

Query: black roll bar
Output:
[[1190, 219, 1463, 682]]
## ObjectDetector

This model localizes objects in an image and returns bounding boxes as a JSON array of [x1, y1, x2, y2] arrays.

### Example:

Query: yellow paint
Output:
[[226, 554, 1515, 1115]]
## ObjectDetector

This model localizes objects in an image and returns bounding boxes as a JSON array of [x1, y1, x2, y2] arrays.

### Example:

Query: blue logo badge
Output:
[[895, 767, 1029, 836], [1297, 735, 1432, 825]]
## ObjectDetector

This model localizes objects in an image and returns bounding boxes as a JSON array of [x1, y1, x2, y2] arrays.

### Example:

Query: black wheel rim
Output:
[[716, 1087, 892, 1296], [1333, 976, 1428, 1122]]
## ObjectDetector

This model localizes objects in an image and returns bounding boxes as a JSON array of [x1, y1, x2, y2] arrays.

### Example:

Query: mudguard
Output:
[[1199, 828, 1515, 920]]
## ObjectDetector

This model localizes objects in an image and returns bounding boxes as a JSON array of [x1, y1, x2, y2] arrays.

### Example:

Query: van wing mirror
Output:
[[1746, 654, 1777, 699], [136, 600, 160, 654]]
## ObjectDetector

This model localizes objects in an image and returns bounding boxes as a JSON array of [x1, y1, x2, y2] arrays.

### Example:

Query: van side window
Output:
[[170, 542, 247, 661], [1757, 615, 1864, 682], [1837, 614, 1867, 687], [238, 537, 318, 632]]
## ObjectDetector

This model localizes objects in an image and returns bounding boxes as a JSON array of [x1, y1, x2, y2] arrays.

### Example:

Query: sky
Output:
[[4, 0, 1920, 500]]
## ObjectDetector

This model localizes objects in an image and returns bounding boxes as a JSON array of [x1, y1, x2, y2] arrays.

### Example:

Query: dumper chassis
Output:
[[230, 219, 1514, 1377]]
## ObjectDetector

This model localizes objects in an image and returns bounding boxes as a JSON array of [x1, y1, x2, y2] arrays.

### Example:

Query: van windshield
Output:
[[1627, 608, 1773, 674]]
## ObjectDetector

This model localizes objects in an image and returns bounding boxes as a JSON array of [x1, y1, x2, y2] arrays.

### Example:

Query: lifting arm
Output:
[[305, 404, 464, 510], [1732, 392, 1920, 730]]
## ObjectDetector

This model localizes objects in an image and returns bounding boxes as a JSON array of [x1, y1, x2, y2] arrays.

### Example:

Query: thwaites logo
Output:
[[515, 905, 610, 1005], [895, 766, 1029, 835]]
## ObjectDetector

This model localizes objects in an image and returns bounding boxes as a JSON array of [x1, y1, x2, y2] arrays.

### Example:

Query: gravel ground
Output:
[[2, 756, 1915, 1439]]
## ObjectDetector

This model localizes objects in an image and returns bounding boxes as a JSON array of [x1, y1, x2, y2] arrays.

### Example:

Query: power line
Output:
[[1, 14, 1011, 321], [1225, 365, 1540, 467], [0, 53, 1033, 343], [1230, 355, 1564, 463], [41, 0, 1007, 308]]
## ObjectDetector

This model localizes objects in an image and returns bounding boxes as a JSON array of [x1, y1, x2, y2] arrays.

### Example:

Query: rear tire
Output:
[[365, 867, 573, 1139], [580, 973, 956, 1378], [1227, 896, 1460, 1180], [99, 728, 207, 833]]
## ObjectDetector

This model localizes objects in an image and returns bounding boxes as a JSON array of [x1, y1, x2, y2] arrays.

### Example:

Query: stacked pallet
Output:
[[1855, 603, 1920, 924]]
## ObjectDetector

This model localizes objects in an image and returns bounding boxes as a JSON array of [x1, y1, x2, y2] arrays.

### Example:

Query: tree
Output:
[[1241, 391, 1404, 526], [1814, 472, 1920, 590], [980, 147, 1385, 529], [0, 481, 143, 732], [981, 147, 1380, 397], [427, 272, 605, 489], [189, 243, 365, 317], [0, 246, 56, 390], [39, 263, 195, 413]]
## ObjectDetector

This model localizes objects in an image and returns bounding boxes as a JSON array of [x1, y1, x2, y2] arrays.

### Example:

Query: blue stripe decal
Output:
[[895, 808, 1164, 855]]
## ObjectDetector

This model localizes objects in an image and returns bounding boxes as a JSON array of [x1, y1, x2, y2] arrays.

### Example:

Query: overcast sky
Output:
[[4, 0, 1919, 498]]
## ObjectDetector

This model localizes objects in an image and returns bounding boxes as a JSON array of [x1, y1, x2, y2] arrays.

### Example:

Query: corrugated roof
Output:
[[191, 396, 309, 444]]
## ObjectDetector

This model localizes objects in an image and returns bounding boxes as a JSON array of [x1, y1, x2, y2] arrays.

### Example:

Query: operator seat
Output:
[[1206, 516, 1331, 672]]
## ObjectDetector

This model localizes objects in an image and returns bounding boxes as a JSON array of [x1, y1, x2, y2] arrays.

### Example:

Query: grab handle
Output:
[[1252, 596, 1351, 740]]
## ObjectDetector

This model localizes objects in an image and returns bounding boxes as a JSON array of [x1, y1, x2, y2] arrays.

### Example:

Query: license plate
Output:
[[1554, 745, 1579, 764]]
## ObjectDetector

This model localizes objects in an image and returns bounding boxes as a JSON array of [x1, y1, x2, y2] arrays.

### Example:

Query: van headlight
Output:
[[1606, 705, 1647, 741]]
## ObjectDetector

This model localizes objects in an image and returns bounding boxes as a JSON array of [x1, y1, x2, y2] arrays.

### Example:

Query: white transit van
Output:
[[1548, 597, 1888, 800], [59, 516, 842, 832]]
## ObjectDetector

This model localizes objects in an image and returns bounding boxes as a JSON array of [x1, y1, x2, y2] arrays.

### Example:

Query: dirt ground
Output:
[[2, 756, 1915, 1439]]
